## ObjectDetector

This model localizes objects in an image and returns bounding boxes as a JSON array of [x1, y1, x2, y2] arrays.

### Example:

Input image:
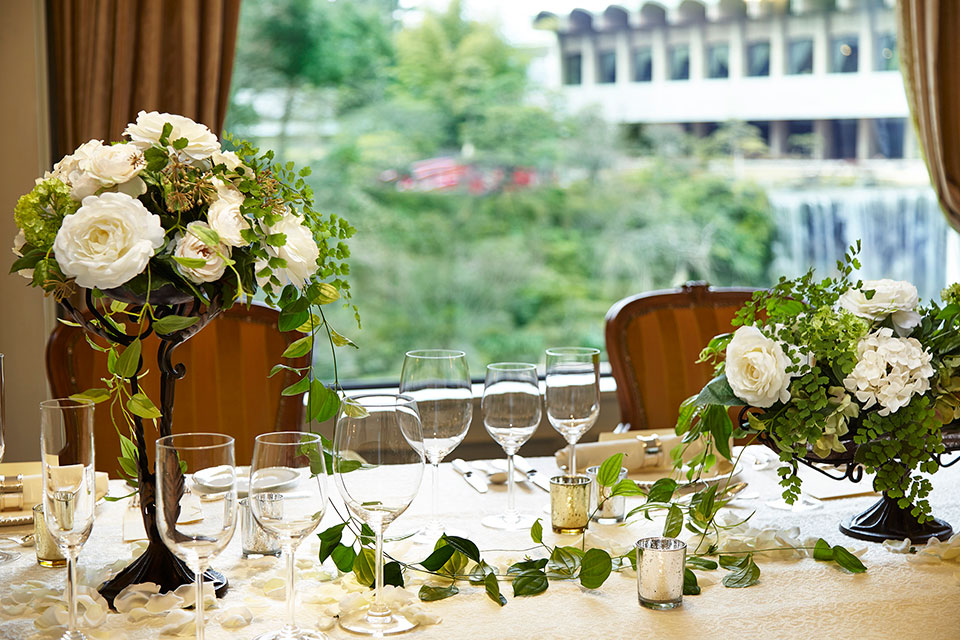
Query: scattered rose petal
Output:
[[217, 606, 253, 629]]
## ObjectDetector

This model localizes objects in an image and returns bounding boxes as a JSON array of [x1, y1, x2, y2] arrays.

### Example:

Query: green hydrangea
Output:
[[942, 282, 960, 307], [13, 178, 79, 250]]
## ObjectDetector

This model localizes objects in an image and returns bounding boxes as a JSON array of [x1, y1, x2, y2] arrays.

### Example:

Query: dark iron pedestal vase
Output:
[[746, 407, 960, 544], [62, 287, 227, 607]]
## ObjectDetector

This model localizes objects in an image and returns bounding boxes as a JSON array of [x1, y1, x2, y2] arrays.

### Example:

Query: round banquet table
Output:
[[1, 455, 958, 640]]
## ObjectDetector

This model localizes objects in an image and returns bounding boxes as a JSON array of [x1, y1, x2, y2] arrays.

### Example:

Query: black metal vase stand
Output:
[[747, 407, 960, 544], [62, 287, 227, 607]]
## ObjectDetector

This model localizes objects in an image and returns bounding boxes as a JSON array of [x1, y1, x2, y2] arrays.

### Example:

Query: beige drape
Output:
[[46, 0, 241, 161], [898, 0, 960, 233]]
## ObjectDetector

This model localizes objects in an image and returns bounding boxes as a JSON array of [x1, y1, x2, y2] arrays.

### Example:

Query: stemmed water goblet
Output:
[[0, 354, 21, 565], [399, 349, 471, 543], [40, 397, 95, 640], [248, 431, 328, 640], [156, 433, 237, 640], [545, 347, 600, 475], [334, 394, 424, 636], [481, 363, 541, 530]]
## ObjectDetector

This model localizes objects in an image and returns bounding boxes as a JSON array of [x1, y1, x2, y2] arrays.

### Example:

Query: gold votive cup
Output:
[[33, 503, 66, 568], [550, 475, 591, 534], [636, 536, 686, 610]]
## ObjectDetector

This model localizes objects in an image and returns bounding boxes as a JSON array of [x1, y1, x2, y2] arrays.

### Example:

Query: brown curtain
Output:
[[46, 0, 241, 161], [898, 0, 960, 233]]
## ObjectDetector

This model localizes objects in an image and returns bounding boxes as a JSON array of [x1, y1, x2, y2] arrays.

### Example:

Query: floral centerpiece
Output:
[[679, 245, 960, 540], [10, 110, 360, 602]]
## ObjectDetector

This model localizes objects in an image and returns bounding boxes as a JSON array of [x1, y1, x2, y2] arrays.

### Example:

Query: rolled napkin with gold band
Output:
[[555, 432, 713, 472], [0, 462, 108, 516]]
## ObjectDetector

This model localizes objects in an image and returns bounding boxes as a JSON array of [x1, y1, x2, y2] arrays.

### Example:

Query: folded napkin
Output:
[[0, 461, 108, 521], [555, 430, 714, 472]]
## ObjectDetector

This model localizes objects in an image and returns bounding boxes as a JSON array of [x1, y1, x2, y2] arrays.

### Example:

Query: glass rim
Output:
[[156, 432, 235, 451], [253, 430, 322, 445], [635, 536, 687, 551], [545, 347, 601, 357], [40, 397, 94, 409], [487, 362, 538, 371], [343, 392, 417, 408], [404, 349, 467, 359]]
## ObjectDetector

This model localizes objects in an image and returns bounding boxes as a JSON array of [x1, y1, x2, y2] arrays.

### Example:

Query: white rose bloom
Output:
[[725, 325, 793, 408], [11, 229, 33, 279], [124, 110, 219, 160], [259, 214, 320, 288], [174, 222, 231, 283], [81, 141, 144, 186], [839, 279, 922, 337], [52, 139, 104, 200], [53, 192, 164, 289], [210, 149, 244, 172], [843, 327, 933, 416], [206, 179, 250, 247]]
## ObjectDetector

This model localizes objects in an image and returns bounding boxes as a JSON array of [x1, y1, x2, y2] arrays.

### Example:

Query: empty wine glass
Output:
[[248, 431, 327, 640], [0, 354, 20, 565], [40, 398, 95, 640], [481, 363, 541, 530], [334, 394, 424, 636], [399, 349, 471, 543], [545, 347, 600, 475], [156, 434, 237, 640]]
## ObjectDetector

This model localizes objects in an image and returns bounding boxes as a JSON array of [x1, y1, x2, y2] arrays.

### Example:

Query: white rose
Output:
[[174, 222, 231, 283], [725, 325, 793, 408], [52, 140, 104, 200], [53, 192, 164, 289], [11, 230, 33, 279], [124, 110, 219, 160], [207, 185, 250, 248], [839, 279, 921, 337], [210, 150, 243, 172], [81, 142, 143, 185], [258, 214, 320, 288]]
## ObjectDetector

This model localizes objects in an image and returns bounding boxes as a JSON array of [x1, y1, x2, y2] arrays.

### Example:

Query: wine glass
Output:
[[399, 349, 471, 543], [334, 394, 424, 636], [0, 354, 20, 565], [481, 363, 541, 530], [248, 431, 327, 640], [40, 398, 95, 640], [545, 347, 600, 475], [156, 433, 237, 640]]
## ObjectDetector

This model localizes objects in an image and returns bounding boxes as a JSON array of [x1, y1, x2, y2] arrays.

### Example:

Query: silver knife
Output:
[[452, 459, 489, 493], [513, 456, 550, 493]]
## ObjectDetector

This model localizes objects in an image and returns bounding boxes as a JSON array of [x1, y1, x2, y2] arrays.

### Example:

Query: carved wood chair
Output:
[[46, 303, 308, 475], [604, 282, 756, 433]]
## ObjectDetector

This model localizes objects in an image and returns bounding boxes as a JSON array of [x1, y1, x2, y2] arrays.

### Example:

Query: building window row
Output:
[[562, 32, 897, 85]]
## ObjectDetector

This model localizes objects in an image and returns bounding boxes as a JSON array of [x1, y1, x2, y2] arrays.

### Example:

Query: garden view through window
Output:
[[224, 0, 957, 385]]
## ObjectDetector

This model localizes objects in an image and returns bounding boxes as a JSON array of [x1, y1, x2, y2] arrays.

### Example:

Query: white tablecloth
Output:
[[1, 455, 958, 640]]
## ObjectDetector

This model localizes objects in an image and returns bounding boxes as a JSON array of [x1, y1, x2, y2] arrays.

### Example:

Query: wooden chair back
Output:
[[46, 304, 307, 475], [605, 282, 755, 431]]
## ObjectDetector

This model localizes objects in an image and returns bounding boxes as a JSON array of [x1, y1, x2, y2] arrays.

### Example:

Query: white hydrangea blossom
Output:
[[842, 328, 934, 416]]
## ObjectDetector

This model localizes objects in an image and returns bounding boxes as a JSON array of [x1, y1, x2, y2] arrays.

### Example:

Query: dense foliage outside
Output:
[[224, 0, 777, 381]]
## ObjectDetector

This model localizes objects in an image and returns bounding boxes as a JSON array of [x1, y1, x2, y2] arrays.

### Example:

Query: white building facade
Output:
[[534, 0, 914, 160]]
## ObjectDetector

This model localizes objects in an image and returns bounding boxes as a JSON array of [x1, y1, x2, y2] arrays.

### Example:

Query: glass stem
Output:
[[569, 441, 577, 476], [372, 527, 387, 615], [431, 461, 440, 531], [195, 567, 205, 640], [285, 543, 297, 630], [66, 549, 78, 635], [506, 453, 517, 519]]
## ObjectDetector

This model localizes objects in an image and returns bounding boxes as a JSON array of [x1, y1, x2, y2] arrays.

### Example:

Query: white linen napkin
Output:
[[0, 461, 108, 521], [554, 431, 711, 472]]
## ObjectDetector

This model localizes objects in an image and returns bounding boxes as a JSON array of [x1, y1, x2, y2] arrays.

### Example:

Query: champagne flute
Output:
[[545, 347, 600, 475], [40, 398, 95, 640], [156, 434, 237, 640], [248, 431, 327, 640], [0, 354, 20, 565], [481, 363, 541, 530], [334, 394, 424, 636], [399, 349, 471, 543]]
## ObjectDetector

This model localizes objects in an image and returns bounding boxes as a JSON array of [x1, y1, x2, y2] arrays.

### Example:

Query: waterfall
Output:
[[769, 186, 956, 302]]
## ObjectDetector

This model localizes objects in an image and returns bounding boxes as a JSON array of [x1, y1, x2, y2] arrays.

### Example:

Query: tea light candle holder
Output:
[[550, 475, 591, 534], [240, 497, 281, 558], [585, 465, 628, 524], [636, 536, 686, 610], [33, 504, 66, 568]]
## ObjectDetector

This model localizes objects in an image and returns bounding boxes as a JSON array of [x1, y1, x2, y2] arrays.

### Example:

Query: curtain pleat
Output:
[[46, 0, 241, 161], [898, 0, 960, 233]]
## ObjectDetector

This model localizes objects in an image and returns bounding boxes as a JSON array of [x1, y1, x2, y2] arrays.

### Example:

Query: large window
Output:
[[707, 43, 729, 79], [830, 119, 858, 159], [563, 53, 582, 85], [831, 35, 859, 73], [876, 33, 898, 71], [597, 50, 616, 84], [633, 47, 652, 82], [669, 44, 690, 80], [873, 118, 906, 158], [746, 41, 770, 77], [788, 38, 814, 74]]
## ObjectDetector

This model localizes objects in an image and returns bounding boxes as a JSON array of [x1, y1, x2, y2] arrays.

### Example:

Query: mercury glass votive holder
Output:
[[585, 465, 628, 524], [550, 475, 591, 534], [240, 497, 281, 558], [636, 537, 686, 610], [33, 503, 66, 568]]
